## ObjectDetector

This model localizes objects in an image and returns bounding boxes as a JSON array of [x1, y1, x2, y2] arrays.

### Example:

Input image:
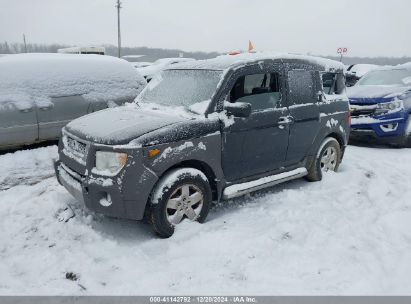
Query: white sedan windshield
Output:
[[357, 69, 411, 86]]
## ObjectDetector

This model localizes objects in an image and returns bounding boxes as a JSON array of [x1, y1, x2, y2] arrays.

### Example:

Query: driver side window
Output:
[[229, 73, 281, 111]]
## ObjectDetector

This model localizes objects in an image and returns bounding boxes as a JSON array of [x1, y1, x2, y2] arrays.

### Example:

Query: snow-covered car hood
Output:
[[347, 85, 411, 104], [65, 105, 187, 145]]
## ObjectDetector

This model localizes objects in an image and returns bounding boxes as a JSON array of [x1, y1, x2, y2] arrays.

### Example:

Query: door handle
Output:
[[278, 116, 294, 124], [277, 116, 294, 129], [38, 105, 54, 111], [19, 108, 34, 113]]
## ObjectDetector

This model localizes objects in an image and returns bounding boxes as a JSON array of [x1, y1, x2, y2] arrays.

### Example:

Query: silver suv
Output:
[[0, 53, 146, 150]]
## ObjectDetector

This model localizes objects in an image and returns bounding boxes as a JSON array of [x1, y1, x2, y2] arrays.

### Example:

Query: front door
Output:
[[222, 67, 290, 181], [36, 95, 90, 141]]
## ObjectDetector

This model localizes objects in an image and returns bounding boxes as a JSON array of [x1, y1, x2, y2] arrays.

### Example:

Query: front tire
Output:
[[399, 115, 411, 148], [148, 168, 212, 238], [306, 137, 342, 182]]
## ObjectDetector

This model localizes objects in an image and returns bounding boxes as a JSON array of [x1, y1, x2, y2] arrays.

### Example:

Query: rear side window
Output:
[[229, 73, 281, 111], [322, 73, 345, 94], [288, 70, 315, 105]]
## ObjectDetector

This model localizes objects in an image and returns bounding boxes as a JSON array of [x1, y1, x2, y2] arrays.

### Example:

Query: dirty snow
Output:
[[1, 145, 411, 295]]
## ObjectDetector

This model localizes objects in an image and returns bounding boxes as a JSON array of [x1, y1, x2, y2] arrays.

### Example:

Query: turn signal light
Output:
[[148, 149, 161, 158], [117, 153, 128, 167]]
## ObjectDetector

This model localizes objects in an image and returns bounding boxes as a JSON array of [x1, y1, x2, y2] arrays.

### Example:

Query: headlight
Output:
[[376, 100, 403, 113], [95, 151, 128, 175], [398, 90, 411, 101]]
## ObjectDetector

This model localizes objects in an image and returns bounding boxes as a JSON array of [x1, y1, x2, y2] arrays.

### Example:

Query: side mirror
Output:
[[224, 102, 252, 118]]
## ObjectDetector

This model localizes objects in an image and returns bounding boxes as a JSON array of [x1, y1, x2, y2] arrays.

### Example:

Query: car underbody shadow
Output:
[[0, 140, 58, 155]]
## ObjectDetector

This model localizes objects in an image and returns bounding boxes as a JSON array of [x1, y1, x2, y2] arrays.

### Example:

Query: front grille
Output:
[[66, 136, 86, 157], [62, 131, 89, 165], [350, 103, 378, 118], [351, 108, 376, 118]]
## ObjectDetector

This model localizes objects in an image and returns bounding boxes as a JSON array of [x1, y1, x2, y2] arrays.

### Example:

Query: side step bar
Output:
[[222, 167, 308, 200]]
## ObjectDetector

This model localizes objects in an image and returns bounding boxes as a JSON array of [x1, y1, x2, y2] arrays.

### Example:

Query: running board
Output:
[[222, 167, 308, 200]]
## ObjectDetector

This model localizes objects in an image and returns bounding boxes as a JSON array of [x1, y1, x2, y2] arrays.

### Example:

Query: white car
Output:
[[345, 64, 380, 86]]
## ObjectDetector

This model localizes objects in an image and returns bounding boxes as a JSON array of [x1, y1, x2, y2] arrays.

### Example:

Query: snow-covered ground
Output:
[[1, 144, 411, 295]]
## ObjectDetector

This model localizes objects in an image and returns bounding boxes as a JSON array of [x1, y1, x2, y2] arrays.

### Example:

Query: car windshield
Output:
[[357, 69, 411, 86], [136, 69, 222, 112]]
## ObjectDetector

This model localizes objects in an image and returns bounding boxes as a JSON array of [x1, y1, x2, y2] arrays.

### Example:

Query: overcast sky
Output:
[[1, 0, 410, 57]]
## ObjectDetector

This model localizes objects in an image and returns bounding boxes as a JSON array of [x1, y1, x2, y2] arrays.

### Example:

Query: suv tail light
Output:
[[348, 110, 351, 128]]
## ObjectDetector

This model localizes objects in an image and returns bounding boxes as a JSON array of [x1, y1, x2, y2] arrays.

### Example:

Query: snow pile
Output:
[[0, 53, 146, 110], [1, 145, 411, 295], [0, 146, 57, 191]]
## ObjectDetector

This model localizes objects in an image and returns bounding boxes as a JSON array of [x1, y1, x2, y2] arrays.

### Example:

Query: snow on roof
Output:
[[398, 62, 411, 69], [172, 52, 344, 72], [362, 63, 411, 73], [57, 46, 105, 53], [0, 53, 146, 109], [122, 55, 146, 58], [137, 57, 195, 77]]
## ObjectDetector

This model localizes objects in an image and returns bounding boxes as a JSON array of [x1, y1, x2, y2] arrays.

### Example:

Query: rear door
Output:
[[221, 65, 290, 181], [285, 69, 320, 164], [0, 100, 38, 148], [36, 95, 90, 140]]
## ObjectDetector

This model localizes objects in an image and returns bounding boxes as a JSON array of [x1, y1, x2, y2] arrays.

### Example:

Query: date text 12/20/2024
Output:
[[149, 296, 257, 303]]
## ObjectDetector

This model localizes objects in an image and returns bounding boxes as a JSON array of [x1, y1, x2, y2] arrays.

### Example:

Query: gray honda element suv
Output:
[[55, 53, 349, 237]]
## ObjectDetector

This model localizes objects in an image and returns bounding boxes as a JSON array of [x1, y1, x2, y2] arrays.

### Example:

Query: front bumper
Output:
[[349, 129, 406, 145], [350, 108, 409, 140], [55, 137, 159, 221]]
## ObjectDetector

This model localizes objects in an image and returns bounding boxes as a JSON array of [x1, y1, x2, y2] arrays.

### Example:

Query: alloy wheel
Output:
[[165, 184, 204, 225], [320, 146, 338, 172]]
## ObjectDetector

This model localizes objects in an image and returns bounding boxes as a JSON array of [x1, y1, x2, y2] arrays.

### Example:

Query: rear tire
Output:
[[306, 137, 342, 182], [148, 168, 212, 238]]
